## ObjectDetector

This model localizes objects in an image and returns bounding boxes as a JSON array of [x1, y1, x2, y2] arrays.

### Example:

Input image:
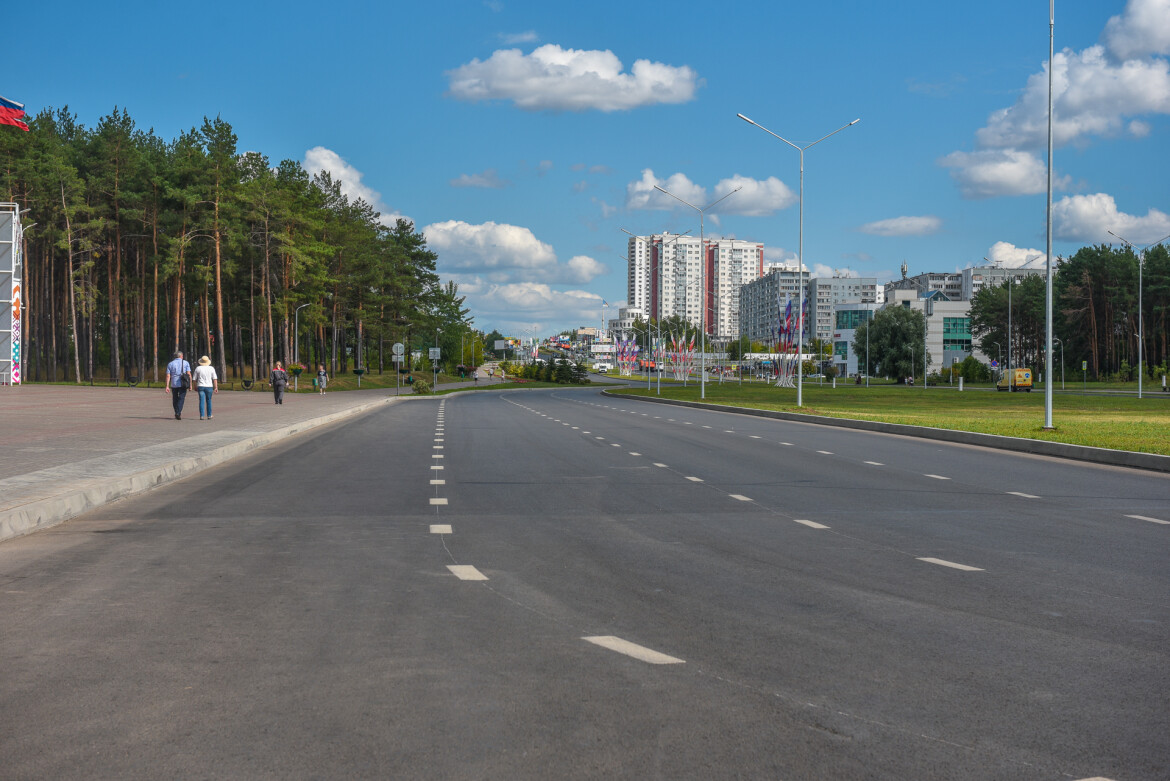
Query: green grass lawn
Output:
[[612, 381, 1170, 456]]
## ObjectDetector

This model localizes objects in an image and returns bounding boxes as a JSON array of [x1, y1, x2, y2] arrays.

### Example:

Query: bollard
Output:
[[958, 377, 964, 392]]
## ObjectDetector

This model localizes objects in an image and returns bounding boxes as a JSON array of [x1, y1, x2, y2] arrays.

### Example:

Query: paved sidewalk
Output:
[[0, 382, 463, 543]]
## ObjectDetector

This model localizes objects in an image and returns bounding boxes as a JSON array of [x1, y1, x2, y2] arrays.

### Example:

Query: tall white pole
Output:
[[1044, 0, 1056, 426], [737, 113, 860, 406]]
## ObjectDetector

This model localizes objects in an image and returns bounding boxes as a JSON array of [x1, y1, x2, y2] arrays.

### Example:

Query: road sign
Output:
[[991, 360, 998, 368], [429, 347, 441, 360], [392, 354, 404, 363], [1082, 360, 1087, 371], [392, 342, 404, 356]]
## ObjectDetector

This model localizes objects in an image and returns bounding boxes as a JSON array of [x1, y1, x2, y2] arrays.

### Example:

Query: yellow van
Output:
[[997, 368, 1033, 392]]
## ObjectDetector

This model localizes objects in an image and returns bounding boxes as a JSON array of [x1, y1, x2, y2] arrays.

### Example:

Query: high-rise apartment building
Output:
[[807, 276, 879, 345], [626, 233, 763, 339], [739, 263, 811, 346]]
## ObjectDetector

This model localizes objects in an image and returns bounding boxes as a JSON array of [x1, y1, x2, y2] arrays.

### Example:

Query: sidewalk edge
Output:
[[0, 397, 398, 544]]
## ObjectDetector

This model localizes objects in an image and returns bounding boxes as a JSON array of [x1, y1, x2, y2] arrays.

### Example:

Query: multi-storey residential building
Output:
[[885, 269, 964, 303], [960, 265, 1047, 300], [626, 233, 763, 340], [739, 263, 811, 346], [807, 276, 879, 346]]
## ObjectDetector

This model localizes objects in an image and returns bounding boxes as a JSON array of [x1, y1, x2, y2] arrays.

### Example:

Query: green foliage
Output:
[[852, 306, 927, 381], [411, 377, 432, 394]]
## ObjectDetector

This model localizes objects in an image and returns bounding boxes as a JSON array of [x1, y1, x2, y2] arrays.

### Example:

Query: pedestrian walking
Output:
[[271, 361, 288, 405], [316, 364, 328, 395], [192, 355, 219, 419], [164, 351, 192, 420]]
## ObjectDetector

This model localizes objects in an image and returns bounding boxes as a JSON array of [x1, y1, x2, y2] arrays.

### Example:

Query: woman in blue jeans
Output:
[[192, 355, 219, 420]]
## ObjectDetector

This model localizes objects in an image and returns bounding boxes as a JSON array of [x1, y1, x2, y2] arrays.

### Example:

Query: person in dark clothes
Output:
[[164, 351, 192, 420], [271, 361, 288, 405]]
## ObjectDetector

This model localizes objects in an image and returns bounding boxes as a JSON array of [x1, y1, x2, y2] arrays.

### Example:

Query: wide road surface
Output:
[[2, 386, 1167, 779]]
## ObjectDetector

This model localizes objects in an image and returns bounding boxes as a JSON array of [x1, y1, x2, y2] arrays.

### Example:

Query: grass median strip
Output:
[[613, 383, 1170, 456]]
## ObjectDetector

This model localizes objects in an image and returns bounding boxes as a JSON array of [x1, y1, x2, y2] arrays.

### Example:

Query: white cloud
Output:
[[423, 219, 606, 285], [303, 146, 411, 226], [499, 30, 539, 45], [810, 264, 859, 278], [985, 241, 1048, 269], [625, 169, 795, 216], [858, 215, 942, 237], [1053, 193, 1170, 244], [446, 44, 699, 112], [450, 169, 509, 188], [455, 281, 604, 333], [1104, 0, 1170, 60], [975, 45, 1170, 151], [939, 149, 1056, 199]]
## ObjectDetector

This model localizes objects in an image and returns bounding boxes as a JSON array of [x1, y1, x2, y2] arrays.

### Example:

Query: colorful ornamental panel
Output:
[[1, 203, 22, 385]]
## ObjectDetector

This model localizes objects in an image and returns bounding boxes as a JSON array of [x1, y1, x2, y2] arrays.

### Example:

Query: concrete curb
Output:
[[602, 390, 1170, 474], [0, 396, 401, 544]]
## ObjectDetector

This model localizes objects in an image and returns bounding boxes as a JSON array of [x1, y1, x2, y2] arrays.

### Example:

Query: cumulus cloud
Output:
[[446, 44, 699, 112], [810, 264, 860, 278], [941, 0, 1170, 199], [423, 220, 607, 285], [985, 241, 1048, 268], [626, 169, 795, 216], [939, 149, 1058, 199], [858, 215, 942, 236], [450, 169, 509, 188], [303, 146, 411, 226], [499, 30, 539, 45], [448, 280, 605, 334], [1053, 193, 1170, 244], [1104, 0, 1170, 60]]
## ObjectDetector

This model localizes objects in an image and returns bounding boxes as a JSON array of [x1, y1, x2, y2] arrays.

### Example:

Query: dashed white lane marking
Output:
[[702, 425, 711, 429], [448, 565, 488, 581], [729, 494, 752, 502], [431, 465, 444, 470], [434, 439, 445, 443], [724, 430, 734, 433], [1006, 491, 1039, 499], [432, 454, 444, 459], [653, 463, 668, 468], [430, 479, 446, 485], [629, 452, 641, 456], [582, 636, 684, 665], [924, 474, 951, 480], [611, 443, 621, 447], [583, 431, 590, 434], [817, 450, 833, 455], [794, 519, 829, 529], [684, 422, 693, 425], [433, 445, 444, 449], [685, 476, 703, 482], [781, 442, 793, 446], [430, 498, 448, 506], [1075, 776, 1117, 780], [1126, 514, 1170, 525], [864, 461, 884, 466], [596, 436, 605, 440], [430, 524, 452, 534], [572, 427, 579, 430], [749, 435, 761, 439], [918, 557, 983, 572]]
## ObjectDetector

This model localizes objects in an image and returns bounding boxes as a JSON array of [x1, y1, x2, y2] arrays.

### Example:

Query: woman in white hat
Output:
[[192, 355, 219, 420]]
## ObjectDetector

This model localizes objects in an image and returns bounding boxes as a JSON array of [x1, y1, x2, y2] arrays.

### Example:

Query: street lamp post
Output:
[[651, 187, 741, 400], [1053, 336, 1064, 390], [991, 341, 1002, 385], [1108, 230, 1170, 399], [738, 112, 860, 406], [434, 328, 441, 388]]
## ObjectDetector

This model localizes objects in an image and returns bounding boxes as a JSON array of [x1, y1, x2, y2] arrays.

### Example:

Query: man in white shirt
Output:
[[164, 351, 192, 420]]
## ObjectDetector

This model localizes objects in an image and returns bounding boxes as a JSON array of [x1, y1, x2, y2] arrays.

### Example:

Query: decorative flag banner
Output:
[[0, 96, 29, 132]]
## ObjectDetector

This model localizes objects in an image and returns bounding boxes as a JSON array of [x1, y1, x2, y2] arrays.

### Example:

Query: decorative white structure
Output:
[[1, 203, 24, 385]]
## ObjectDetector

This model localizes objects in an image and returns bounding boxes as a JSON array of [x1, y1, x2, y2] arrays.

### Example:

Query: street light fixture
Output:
[[1108, 230, 1170, 399], [738, 112, 860, 406], [651, 186, 741, 400], [294, 302, 310, 392], [1053, 336, 1064, 390]]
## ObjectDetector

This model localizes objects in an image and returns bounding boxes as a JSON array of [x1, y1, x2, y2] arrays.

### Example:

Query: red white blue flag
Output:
[[0, 95, 29, 131]]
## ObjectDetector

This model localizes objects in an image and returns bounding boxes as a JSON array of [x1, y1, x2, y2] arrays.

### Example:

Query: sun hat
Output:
[[198, 355, 211, 365]]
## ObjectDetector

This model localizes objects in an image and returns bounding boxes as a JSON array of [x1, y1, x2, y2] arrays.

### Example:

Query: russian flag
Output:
[[0, 95, 29, 131]]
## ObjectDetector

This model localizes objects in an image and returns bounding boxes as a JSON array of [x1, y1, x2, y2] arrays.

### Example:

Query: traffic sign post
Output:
[[393, 343, 405, 395]]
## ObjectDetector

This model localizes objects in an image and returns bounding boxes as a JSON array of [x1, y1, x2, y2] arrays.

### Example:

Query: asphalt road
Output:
[[1, 386, 1167, 779]]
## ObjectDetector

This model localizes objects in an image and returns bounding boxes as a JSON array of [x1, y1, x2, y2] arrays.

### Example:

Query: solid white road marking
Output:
[[1006, 491, 1039, 499], [448, 565, 488, 581], [729, 494, 751, 502], [430, 524, 452, 534], [582, 636, 684, 665], [918, 557, 983, 571], [685, 476, 703, 482], [794, 519, 829, 529], [1126, 514, 1170, 525], [924, 474, 951, 480], [430, 498, 448, 506], [864, 461, 884, 466]]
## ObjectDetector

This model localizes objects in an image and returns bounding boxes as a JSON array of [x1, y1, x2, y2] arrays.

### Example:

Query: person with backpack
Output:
[[271, 362, 288, 405], [164, 351, 193, 420]]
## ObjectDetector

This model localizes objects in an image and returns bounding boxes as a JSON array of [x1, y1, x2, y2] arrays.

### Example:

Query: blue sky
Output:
[[9, 0, 1170, 337]]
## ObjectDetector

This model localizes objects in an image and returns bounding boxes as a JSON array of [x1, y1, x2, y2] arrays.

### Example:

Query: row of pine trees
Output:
[[0, 107, 468, 384]]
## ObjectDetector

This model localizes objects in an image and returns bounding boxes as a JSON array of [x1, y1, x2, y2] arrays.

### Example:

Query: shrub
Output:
[[411, 377, 433, 394]]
